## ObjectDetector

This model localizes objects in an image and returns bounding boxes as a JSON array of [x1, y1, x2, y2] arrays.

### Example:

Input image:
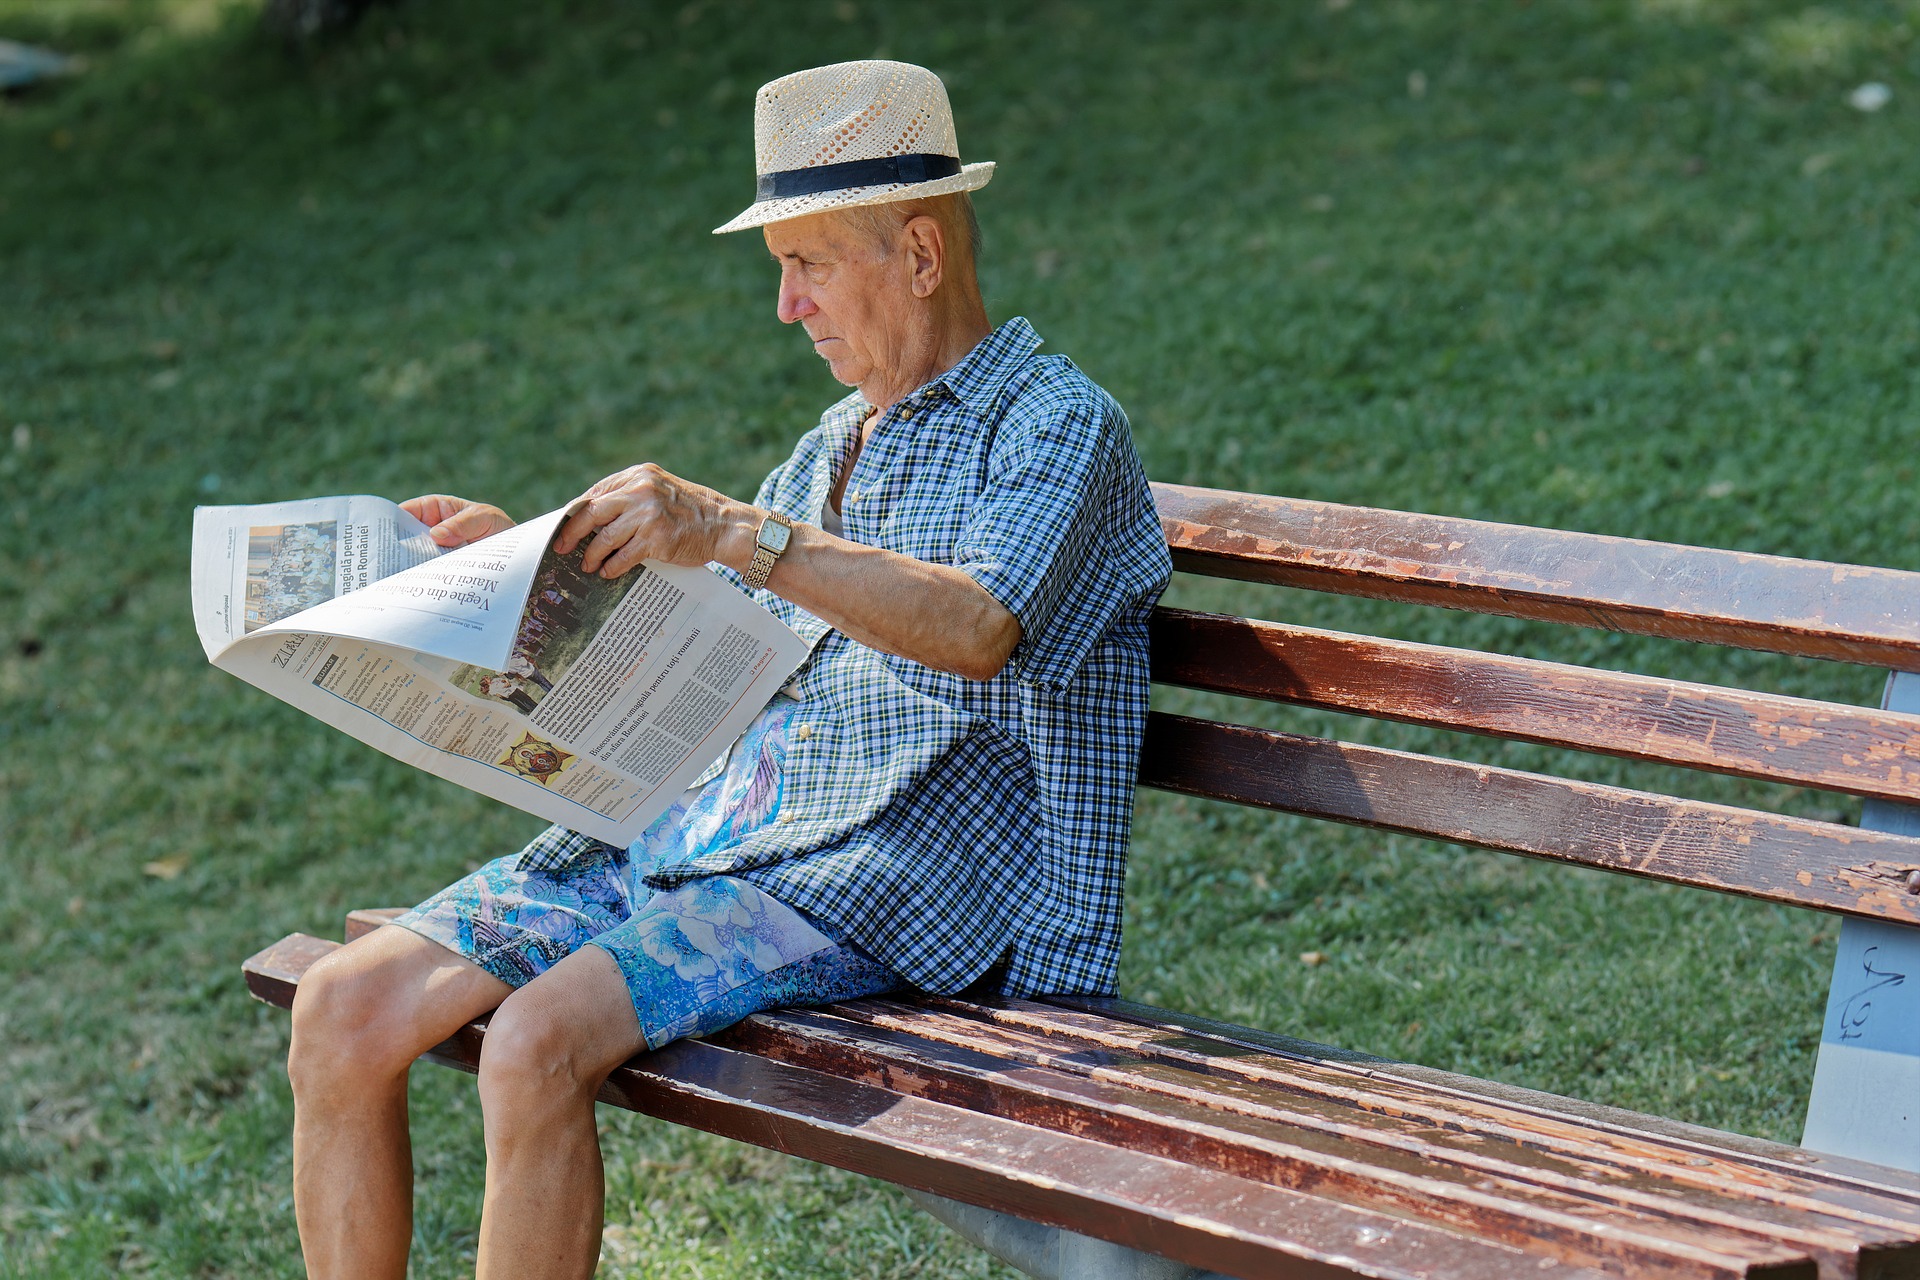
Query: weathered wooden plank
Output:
[[1151, 609, 1920, 804], [819, 998, 1920, 1273], [238, 933, 1641, 1280], [717, 1006, 1859, 1277], [1052, 997, 1920, 1258], [1046, 996, 1920, 1211], [241, 932, 335, 1007], [592, 1041, 1653, 1280], [1153, 483, 1920, 670], [848, 997, 1920, 1252], [1139, 714, 1920, 926], [345, 906, 403, 940]]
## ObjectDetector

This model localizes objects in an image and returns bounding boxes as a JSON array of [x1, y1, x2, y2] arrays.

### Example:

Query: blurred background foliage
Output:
[[3, 0, 1918, 1275]]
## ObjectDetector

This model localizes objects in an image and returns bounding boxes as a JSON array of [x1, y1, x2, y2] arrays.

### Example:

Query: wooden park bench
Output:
[[244, 482, 1920, 1279]]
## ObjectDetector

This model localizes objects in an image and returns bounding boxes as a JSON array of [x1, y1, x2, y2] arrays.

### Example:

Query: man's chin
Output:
[[820, 356, 863, 387]]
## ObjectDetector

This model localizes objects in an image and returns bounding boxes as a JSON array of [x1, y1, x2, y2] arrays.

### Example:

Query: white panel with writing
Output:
[[1802, 669, 1920, 1172]]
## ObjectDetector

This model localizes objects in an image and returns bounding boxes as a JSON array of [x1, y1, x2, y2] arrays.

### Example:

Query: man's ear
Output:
[[903, 214, 945, 299]]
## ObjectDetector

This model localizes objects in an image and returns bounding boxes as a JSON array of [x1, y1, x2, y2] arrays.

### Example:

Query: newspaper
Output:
[[190, 495, 809, 845]]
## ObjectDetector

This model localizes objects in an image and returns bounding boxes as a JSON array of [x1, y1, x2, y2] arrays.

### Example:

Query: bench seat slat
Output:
[[1152, 609, 1920, 804], [589, 1041, 1642, 1280], [1154, 483, 1920, 670], [851, 997, 1920, 1250], [345, 906, 403, 940], [811, 999, 1920, 1268], [1049, 996, 1920, 1206], [1141, 713, 1920, 927], [244, 933, 1643, 1280], [717, 1005, 1870, 1277], [1051, 996, 1920, 1197]]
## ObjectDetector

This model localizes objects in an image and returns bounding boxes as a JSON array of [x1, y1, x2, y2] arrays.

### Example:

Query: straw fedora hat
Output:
[[714, 60, 995, 235]]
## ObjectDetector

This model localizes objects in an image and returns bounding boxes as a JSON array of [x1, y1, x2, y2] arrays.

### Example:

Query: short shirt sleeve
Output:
[[953, 379, 1132, 691]]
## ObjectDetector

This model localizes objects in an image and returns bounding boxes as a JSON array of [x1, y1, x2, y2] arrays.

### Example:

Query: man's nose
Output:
[[777, 275, 816, 325]]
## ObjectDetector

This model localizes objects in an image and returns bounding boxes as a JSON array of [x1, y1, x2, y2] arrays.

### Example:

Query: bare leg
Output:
[[473, 945, 646, 1280], [288, 924, 513, 1280]]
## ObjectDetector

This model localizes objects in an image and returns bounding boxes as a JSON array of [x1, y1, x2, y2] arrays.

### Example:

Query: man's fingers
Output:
[[595, 539, 653, 580], [579, 506, 652, 575], [558, 469, 654, 552], [401, 495, 515, 546], [402, 494, 463, 527], [555, 497, 616, 556], [434, 504, 513, 547], [552, 465, 707, 575], [439, 507, 485, 543]]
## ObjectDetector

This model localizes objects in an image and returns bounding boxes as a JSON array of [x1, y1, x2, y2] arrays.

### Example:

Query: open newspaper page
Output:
[[191, 496, 809, 845]]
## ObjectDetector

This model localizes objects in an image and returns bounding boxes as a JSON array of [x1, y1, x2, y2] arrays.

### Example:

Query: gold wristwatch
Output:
[[743, 511, 792, 591]]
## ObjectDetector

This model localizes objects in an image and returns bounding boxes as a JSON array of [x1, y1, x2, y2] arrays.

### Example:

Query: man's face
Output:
[[764, 211, 914, 396]]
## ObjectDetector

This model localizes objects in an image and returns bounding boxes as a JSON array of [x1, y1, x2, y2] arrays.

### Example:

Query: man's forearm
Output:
[[756, 520, 1020, 681], [557, 469, 1021, 680]]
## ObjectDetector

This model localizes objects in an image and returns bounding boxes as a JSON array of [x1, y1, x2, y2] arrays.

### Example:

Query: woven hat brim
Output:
[[712, 161, 994, 235]]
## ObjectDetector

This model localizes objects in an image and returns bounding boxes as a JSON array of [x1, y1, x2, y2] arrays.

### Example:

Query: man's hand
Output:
[[401, 495, 518, 548], [554, 464, 754, 579]]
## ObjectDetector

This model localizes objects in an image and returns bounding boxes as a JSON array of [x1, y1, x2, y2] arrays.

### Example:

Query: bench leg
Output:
[[903, 1189, 1227, 1280]]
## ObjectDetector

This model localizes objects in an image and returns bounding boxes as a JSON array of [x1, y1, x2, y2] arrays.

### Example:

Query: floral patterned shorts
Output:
[[392, 699, 901, 1050]]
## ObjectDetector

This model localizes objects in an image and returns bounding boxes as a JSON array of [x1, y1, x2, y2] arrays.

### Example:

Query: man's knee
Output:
[[288, 933, 441, 1092], [476, 965, 640, 1120], [474, 989, 599, 1115]]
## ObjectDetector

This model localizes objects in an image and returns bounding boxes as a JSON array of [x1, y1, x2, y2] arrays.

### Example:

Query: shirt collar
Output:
[[935, 316, 1042, 416], [821, 390, 869, 432]]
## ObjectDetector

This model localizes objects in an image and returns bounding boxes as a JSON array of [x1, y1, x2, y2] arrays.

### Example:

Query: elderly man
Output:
[[286, 60, 1169, 1279]]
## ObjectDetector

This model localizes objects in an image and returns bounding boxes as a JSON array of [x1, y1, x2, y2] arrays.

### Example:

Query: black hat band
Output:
[[755, 153, 961, 202]]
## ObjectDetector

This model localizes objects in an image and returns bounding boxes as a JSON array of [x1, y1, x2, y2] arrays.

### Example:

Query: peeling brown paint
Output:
[[1152, 610, 1920, 804], [1156, 482, 1920, 669]]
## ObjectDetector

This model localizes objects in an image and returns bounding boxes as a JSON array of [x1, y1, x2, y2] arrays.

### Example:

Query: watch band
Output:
[[743, 512, 792, 591]]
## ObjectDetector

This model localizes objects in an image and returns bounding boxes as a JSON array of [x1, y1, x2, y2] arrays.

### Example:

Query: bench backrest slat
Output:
[[1156, 482, 1920, 669], [1152, 608, 1920, 804], [1140, 713, 1920, 927]]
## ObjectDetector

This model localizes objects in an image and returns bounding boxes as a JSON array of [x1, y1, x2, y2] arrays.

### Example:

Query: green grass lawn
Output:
[[4, 0, 1919, 1275]]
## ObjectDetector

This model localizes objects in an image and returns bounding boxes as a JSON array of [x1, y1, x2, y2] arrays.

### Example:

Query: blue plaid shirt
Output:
[[527, 318, 1168, 995]]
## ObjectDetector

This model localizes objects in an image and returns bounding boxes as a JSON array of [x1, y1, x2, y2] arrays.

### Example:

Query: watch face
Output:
[[758, 517, 791, 554]]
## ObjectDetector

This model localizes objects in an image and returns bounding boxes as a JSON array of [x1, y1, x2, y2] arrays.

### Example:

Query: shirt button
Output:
[[794, 723, 813, 741], [779, 812, 798, 824]]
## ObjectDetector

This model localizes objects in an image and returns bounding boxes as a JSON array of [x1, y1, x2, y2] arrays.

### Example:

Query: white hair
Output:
[[836, 192, 982, 264]]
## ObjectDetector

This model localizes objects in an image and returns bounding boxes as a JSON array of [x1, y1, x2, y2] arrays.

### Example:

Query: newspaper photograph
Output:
[[191, 495, 808, 845]]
